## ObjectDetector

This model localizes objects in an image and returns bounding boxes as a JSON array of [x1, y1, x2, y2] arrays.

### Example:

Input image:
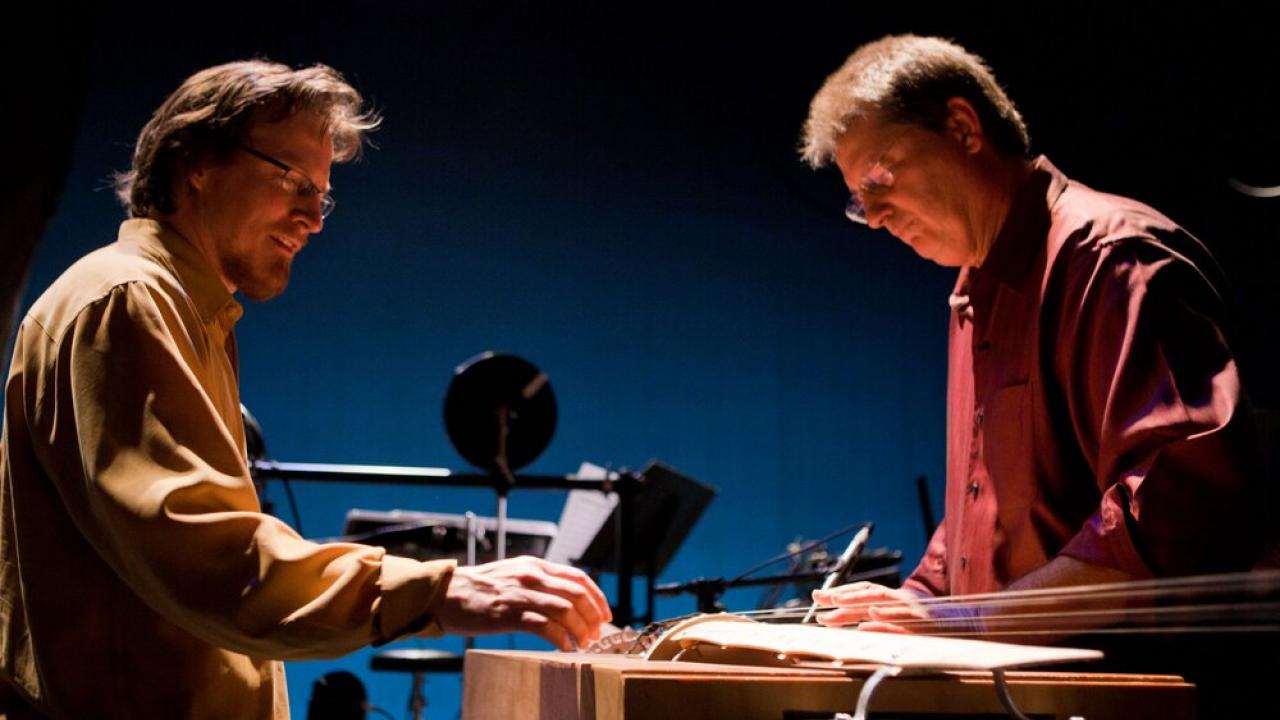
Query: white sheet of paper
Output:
[[669, 620, 1102, 671], [544, 462, 619, 565]]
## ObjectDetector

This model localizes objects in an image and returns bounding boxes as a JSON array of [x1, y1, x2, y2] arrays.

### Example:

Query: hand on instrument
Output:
[[438, 556, 612, 651], [811, 581, 928, 633]]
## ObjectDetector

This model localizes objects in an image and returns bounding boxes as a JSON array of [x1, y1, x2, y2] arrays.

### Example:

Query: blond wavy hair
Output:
[[115, 59, 381, 217]]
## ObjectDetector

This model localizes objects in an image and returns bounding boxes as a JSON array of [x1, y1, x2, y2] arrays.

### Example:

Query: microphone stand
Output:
[[655, 527, 898, 617], [492, 407, 516, 562]]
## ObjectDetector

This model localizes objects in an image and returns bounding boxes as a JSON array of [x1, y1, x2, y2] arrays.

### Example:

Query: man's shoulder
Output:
[[1046, 178, 1218, 278], [1050, 181, 1184, 254], [1043, 181, 1224, 305], [25, 236, 186, 343]]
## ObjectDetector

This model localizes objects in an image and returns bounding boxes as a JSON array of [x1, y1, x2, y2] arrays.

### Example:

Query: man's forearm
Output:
[[1005, 555, 1135, 593], [977, 556, 1138, 642]]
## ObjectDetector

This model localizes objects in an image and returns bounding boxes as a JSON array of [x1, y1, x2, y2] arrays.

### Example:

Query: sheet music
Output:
[[667, 619, 1103, 670], [544, 462, 618, 565]]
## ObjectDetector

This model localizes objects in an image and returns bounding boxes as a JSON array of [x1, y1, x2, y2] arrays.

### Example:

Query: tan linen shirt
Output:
[[1, 219, 454, 719]]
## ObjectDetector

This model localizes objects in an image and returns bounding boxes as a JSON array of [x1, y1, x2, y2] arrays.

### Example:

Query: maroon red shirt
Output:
[[905, 157, 1266, 597]]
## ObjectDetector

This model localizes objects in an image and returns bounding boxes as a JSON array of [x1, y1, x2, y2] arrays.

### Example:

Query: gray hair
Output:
[[115, 59, 381, 217], [800, 35, 1029, 168]]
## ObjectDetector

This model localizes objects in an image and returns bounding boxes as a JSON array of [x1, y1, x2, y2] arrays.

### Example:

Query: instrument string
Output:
[[708, 570, 1280, 636], [909, 625, 1280, 637]]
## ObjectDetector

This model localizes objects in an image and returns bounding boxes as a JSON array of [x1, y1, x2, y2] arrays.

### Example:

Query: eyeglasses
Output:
[[238, 144, 335, 219], [844, 161, 895, 225], [844, 128, 906, 222]]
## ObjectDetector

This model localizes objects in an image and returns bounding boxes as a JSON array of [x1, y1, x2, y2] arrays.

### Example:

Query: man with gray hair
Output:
[[0, 60, 609, 718], [801, 35, 1266, 632]]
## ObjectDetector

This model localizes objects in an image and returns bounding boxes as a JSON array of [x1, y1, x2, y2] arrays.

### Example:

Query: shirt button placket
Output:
[[969, 403, 984, 461]]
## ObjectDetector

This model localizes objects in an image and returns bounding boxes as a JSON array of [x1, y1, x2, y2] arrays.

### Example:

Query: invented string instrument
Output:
[[464, 570, 1279, 719]]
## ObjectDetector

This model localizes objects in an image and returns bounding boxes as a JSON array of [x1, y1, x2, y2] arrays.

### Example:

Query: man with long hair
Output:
[[1, 60, 609, 719]]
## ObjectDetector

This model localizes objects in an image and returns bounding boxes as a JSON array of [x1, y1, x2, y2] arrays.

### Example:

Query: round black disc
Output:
[[443, 352, 557, 474]]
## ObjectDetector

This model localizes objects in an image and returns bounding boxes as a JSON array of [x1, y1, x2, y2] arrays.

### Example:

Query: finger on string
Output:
[[857, 620, 913, 634], [812, 582, 874, 603], [816, 608, 867, 627], [814, 586, 905, 608], [868, 603, 926, 622]]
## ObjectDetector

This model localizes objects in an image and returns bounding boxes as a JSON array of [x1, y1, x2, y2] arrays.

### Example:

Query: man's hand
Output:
[[816, 559, 1132, 639], [811, 581, 928, 633], [437, 556, 612, 651]]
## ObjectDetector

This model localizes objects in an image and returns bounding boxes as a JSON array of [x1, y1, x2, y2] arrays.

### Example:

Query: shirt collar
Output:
[[117, 218, 243, 330], [973, 155, 1069, 289]]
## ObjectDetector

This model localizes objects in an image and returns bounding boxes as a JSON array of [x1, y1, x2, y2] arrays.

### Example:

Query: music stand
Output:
[[575, 461, 715, 623]]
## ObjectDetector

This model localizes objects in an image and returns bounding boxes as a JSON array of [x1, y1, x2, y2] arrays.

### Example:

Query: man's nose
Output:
[[296, 196, 324, 234], [864, 197, 891, 229]]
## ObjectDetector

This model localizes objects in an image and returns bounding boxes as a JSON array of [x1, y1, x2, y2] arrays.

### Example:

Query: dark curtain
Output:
[[1, 19, 94, 358]]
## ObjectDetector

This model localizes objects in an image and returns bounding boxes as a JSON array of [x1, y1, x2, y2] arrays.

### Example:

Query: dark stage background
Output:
[[6, 4, 1277, 717]]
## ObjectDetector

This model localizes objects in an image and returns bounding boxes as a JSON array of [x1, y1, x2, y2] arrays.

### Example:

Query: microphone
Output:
[[802, 522, 873, 624]]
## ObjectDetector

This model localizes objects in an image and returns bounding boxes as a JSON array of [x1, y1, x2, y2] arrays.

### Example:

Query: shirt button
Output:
[[959, 557, 968, 569], [968, 481, 980, 499], [975, 406, 985, 425]]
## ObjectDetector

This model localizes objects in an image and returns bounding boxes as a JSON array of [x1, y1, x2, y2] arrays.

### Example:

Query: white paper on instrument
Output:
[[544, 462, 618, 565], [669, 620, 1103, 671]]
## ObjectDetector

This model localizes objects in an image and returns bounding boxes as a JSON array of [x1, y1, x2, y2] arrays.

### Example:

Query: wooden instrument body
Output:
[[462, 649, 1195, 720]]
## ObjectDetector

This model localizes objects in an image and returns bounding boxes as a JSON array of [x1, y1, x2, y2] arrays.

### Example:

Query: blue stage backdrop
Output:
[[11, 5, 1274, 718]]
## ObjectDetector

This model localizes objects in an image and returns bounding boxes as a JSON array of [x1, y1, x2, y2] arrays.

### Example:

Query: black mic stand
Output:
[[656, 524, 901, 618]]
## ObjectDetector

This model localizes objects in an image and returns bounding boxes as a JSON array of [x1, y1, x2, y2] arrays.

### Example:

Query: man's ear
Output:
[[944, 97, 984, 155], [184, 159, 208, 192]]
